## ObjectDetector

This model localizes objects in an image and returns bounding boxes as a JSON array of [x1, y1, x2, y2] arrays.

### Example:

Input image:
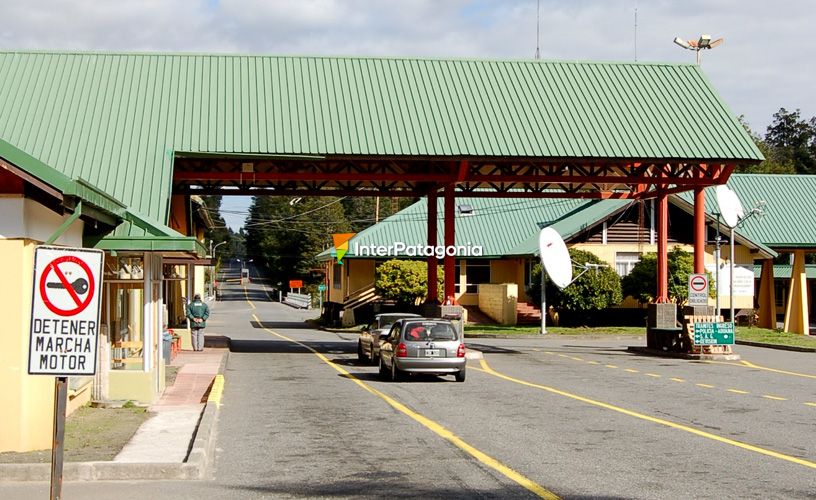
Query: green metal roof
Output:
[[677, 174, 816, 249], [0, 136, 204, 254], [320, 194, 774, 260], [753, 264, 816, 280], [1, 51, 762, 226], [320, 197, 634, 260]]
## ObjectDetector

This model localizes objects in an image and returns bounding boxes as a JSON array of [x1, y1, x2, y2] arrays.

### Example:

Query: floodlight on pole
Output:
[[673, 34, 723, 65]]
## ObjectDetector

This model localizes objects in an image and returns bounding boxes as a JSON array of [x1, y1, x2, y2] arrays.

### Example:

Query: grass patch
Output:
[[737, 327, 816, 349], [464, 325, 646, 336], [165, 365, 180, 387], [0, 405, 151, 463]]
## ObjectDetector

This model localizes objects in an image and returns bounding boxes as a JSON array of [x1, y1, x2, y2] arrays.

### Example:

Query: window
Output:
[[615, 252, 641, 277], [332, 263, 342, 289], [454, 260, 491, 294]]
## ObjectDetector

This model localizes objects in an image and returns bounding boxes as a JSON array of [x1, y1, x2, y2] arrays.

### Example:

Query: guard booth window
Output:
[[103, 254, 146, 370]]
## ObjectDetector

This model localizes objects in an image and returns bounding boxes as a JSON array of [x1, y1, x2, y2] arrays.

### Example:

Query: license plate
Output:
[[424, 349, 440, 357]]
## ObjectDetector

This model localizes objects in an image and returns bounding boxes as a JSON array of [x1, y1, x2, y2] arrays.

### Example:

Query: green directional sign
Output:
[[318, 283, 327, 292], [693, 322, 735, 345]]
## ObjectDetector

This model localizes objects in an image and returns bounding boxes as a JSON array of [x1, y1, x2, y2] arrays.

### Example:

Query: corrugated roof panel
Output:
[[675, 174, 816, 248], [1, 52, 763, 224]]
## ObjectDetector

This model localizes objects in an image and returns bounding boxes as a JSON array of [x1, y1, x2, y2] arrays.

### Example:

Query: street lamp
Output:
[[209, 241, 227, 299], [673, 34, 723, 65], [729, 201, 766, 323]]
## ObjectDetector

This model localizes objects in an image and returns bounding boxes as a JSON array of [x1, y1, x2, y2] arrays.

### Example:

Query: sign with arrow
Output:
[[693, 322, 735, 345]]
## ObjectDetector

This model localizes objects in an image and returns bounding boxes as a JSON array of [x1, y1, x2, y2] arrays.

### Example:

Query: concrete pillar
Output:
[[757, 259, 776, 329], [783, 250, 809, 335]]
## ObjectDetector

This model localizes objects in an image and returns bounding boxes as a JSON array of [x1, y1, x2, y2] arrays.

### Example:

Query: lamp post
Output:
[[729, 202, 766, 323], [210, 241, 227, 299], [673, 34, 723, 65]]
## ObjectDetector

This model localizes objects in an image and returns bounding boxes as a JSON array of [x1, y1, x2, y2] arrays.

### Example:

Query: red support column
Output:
[[444, 184, 456, 303], [656, 191, 669, 303], [426, 190, 439, 303], [694, 187, 706, 274]]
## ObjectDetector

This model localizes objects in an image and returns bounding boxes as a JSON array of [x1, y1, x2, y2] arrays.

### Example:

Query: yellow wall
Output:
[[491, 259, 517, 284], [194, 265, 206, 300], [108, 370, 159, 404], [0, 239, 55, 452], [478, 283, 519, 324], [348, 259, 376, 294]]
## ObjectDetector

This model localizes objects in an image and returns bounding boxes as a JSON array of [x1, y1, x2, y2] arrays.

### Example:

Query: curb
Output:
[[627, 346, 741, 361], [0, 349, 230, 482], [735, 340, 816, 353]]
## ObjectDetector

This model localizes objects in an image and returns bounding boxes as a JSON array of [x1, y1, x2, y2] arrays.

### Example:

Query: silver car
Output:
[[357, 313, 421, 364], [379, 318, 466, 382]]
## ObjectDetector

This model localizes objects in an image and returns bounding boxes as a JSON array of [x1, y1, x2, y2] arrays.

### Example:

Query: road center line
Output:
[[702, 359, 816, 380], [243, 286, 256, 309], [251, 314, 559, 500], [474, 359, 816, 471]]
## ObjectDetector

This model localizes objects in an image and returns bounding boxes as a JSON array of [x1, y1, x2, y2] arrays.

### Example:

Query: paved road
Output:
[[3, 279, 815, 499]]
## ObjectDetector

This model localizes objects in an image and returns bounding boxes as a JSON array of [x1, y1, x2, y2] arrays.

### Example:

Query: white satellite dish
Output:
[[715, 185, 744, 229], [538, 227, 572, 289]]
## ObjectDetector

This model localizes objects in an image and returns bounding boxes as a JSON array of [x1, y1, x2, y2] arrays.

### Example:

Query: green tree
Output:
[[764, 108, 816, 174], [245, 196, 351, 286], [527, 249, 622, 312], [341, 197, 416, 233], [375, 259, 444, 306], [621, 247, 704, 304], [735, 116, 796, 174]]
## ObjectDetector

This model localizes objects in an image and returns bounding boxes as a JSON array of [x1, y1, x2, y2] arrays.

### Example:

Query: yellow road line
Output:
[[570, 356, 584, 361], [606, 364, 618, 369], [243, 286, 256, 309], [251, 314, 559, 499], [727, 389, 749, 395], [703, 359, 816, 380], [475, 359, 816, 470], [762, 395, 787, 401], [624, 368, 639, 373], [670, 378, 685, 383], [696, 383, 715, 389], [805, 403, 816, 408], [207, 374, 225, 407], [557, 354, 568, 358], [646, 373, 661, 378], [586, 361, 600, 365], [544, 351, 555, 355]]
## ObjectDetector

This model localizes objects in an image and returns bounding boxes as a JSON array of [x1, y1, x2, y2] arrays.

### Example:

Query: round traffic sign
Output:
[[38, 255, 96, 316], [690, 275, 707, 292]]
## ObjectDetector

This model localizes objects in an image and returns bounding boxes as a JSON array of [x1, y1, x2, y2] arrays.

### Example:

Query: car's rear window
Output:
[[402, 321, 458, 341], [379, 315, 417, 329]]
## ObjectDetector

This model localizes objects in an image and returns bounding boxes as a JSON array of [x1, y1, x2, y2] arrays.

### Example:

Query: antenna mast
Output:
[[634, 6, 638, 62], [535, 0, 541, 59]]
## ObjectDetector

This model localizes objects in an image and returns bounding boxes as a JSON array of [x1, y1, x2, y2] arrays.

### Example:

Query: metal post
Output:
[[540, 267, 547, 334], [50, 376, 68, 500], [427, 190, 438, 303], [714, 215, 721, 318], [729, 227, 735, 323]]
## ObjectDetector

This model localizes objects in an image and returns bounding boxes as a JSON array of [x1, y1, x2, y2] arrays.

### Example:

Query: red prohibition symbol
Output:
[[39, 255, 95, 316], [690, 275, 707, 292]]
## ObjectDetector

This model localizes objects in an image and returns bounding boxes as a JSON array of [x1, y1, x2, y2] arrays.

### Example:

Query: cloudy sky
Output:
[[2, 0, 812, 230]]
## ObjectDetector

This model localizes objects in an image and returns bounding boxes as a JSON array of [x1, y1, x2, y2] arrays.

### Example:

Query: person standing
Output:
[[186, 293, 210, 352]]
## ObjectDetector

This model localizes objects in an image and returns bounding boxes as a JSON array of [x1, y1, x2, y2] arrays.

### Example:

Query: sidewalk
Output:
[[114, 349, 225, 463], [0, 346, 228, 482]]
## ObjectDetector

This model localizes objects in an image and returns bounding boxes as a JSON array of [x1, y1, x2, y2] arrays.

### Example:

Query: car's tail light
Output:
[[396, 342, 408, 357], [457, 343, 466, 358]]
